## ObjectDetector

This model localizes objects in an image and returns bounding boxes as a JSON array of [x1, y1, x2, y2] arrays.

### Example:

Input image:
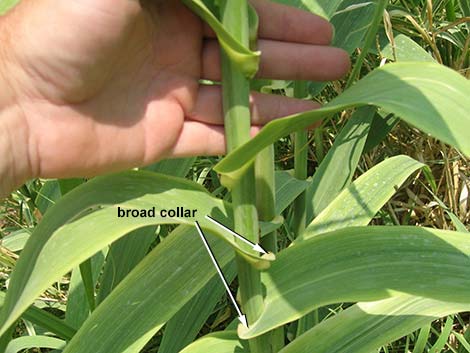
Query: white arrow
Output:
[[205, 215, 268, 255], [195, 221, 249, 329]]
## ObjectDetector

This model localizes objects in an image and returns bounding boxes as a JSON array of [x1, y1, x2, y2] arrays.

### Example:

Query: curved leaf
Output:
[[0, 171, 273, 337], [381, 34, 435, 62], [159, 262, 237, 353], [274, 171, 310, 215], [306, 106, 375, 222], [279, 295, 469, 353], [61, 168, 303, 353], [158, 170, 306, 353], [0, 292, 76, 340], [299, 155, 424, 240], [180, 331, 247, 353], [0, 0, 18, 14], [5, 336, 66, 353], [272, 0, 343, 19], [181, 0, 260, 77], [62, 225, 235, 353], [214, 62, 470, 183], [239, 226, 470, 338]]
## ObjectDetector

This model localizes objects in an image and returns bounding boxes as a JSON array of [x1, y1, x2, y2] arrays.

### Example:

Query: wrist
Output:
[[0, 15, 32, 197]]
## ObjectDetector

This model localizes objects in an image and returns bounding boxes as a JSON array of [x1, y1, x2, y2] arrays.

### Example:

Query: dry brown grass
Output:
[[365, 123, 470, 230]]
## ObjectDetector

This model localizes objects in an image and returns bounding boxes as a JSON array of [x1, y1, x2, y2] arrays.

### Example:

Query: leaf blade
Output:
[[279, 296, 469, 353], [214, 63, 470, 181], [0, 171, 271, 337], [301, 155, 424, 239], [240, 226, 470, 338]]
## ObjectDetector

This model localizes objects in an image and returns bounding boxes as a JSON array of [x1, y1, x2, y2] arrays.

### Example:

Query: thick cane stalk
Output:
[[219, 2, 269, 352], [255, 146, 285, 351]]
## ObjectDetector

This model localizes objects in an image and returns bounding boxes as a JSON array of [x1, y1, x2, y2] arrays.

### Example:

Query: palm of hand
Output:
[[10, 1, 203, 178], [4, 0, 349, 181]]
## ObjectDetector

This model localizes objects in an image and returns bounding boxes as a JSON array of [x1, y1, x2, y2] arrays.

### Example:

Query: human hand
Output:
[[0, 0, 349, 194]]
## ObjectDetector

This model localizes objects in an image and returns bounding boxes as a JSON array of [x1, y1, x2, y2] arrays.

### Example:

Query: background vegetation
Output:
[[1, 0, 469, 352]]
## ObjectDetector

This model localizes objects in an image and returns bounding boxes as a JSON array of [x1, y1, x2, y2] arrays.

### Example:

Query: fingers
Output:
[[189, 85, 320, 125], [203, 0, 333, 45], [169, 85, 323, 157], [202, 39, 350, 81], [249, 0, 333, 44], [167, 122, 261, 158], [201, 0, 349, 81]]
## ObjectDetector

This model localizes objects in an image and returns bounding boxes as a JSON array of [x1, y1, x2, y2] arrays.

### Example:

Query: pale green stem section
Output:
[[292, 81, 317, 338], [296, 310, 319, 338], [446, 0, 456, 22], [255, 146, 276, 252], [220, 2, 268, 352], [292, 81, 308, 238], [346, 0, 389, 88], [255, 146, 285, 352], [79, 259, 96, 312], [292, 132, 308, 236]]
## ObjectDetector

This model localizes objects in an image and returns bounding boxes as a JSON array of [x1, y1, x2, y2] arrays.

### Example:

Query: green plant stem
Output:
[[292, 81, 309, 238], [0, 324, 14, 352], [446, 0, 456, 22], [314, 128, 324, 163], [346, 0, 389, 88], [255, 146, 277, 252], [255, 146, 285, 352], [220, 2, 268, 352], [292, 131, 308, 237], [79, 259, 96, 312], [292, 81, 318, 338], [296, 309, 319, 338]]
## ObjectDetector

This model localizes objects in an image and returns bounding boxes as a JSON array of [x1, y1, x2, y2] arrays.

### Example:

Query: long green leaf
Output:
[[414, 323, 431, 353], [97, 158, 195, 304], [309, 0, 376, 96], [429, 315, 454, 352], [381, 34, 435, 62], [272, 0, 343, 19], [159, 171, 305, 353], [301, 155, 424, 239], [5, 336, 66, 353], [159, 262, 237, 353], [0, 292, 75, 340], [279, 296, 469, 353], [274, 171, 310, 216], [180, 331, 247, 353], [332, 0, 376, 52], [60, 169, 297, 353], [66, 251, 106, 329], [1, 230, 31, 252], [362, 112, 398, 153], [144, 157, 196, 176], [285, 203, 470, 353], [214, 63, 470, 182], [458, 0, 470, 16], [63, 225, 234, 353], [306, 106, 375, 222], [240, 226, 470, 338], [0, 171, 273, 337], [95, 227, 155, 304]]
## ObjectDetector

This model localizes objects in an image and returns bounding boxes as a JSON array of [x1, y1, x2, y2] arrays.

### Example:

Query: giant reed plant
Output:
[[1, 0, 470, 352]]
